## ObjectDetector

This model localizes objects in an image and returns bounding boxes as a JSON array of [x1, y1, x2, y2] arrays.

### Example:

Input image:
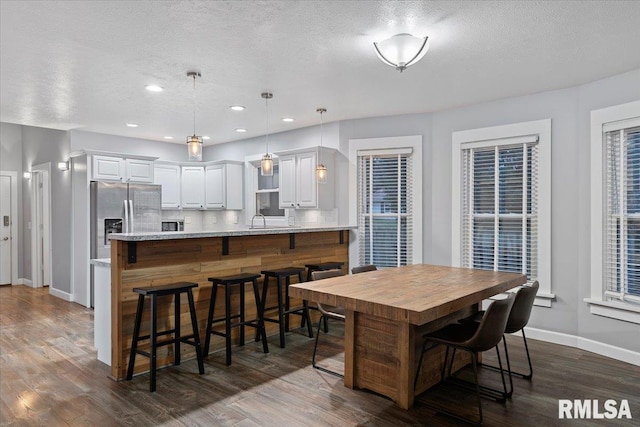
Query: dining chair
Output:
[[414, 294, 515, 426], [462, 281, 539, 396], [310, 269, 346, 377], [351, 264, 377, 274]]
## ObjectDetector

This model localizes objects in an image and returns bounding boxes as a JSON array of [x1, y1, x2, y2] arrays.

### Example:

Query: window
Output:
[[452, 120, 552, 307], [358, 150, 413, 267], [256, 165, 285, 217], [589, 101, 640, 324]]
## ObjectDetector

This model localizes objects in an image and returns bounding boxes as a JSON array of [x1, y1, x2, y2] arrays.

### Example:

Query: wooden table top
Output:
[[290, 264, 527, 325]]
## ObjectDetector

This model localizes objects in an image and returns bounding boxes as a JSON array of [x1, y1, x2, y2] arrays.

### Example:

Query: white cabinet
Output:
[[91, 155, 154, 183], [154, 164, 181, 208], [205, 163, 243, 209], [181, 166, 205, 209], [277, 148, 334, 209]]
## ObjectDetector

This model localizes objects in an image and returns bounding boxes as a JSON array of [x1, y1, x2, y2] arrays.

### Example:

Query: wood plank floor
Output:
[[1, 285, 638, 426]]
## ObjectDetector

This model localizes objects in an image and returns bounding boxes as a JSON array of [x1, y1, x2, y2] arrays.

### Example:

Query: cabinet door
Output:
[[296, 151, 317, 208], [181, 167, 205, 209], [92, 155, 124, 181], [205, 165, 225, 209], [125, 159, 154, 183], [154, 164, 181, 208], [225, 163, 244, 210], [278, 155, 296, 209]]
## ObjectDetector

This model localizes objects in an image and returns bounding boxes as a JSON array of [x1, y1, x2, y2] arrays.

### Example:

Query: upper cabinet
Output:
[[154, 164, 181, 209], [91, 155, 154, 183], [277, 147, 335, 209], [205, 162, 243, 210], [181, 166, 205, 209]]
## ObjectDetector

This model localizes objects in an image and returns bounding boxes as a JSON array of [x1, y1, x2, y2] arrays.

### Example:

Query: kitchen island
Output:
[[107, 226, 352, 380]]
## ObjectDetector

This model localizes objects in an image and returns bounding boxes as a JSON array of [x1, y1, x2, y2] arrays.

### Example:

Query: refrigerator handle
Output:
[[123, 200, 130, 233], [129, 199, 135, 233]]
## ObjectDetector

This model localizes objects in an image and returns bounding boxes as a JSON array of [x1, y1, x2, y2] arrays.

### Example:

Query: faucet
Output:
[[251, 213, 266, 229]]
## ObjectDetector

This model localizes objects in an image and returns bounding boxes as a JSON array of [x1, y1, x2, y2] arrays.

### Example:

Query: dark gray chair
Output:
[[310, 269, 346, 377], [351, 264, 377, 274], [415, 294, 515, 426]]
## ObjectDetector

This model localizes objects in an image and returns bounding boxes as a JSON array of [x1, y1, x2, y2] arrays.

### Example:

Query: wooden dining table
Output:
[[289, 264, 527, 409]]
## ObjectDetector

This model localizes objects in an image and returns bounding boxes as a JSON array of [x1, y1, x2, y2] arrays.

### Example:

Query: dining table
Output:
[[289, 264, 527, 409]]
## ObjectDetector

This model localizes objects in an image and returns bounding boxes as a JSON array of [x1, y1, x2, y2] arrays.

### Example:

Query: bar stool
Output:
[[305, 262, 345, 282], [259, 267, 313, 348], [126, 282, 205, 392], [204, 273, 269, 366]]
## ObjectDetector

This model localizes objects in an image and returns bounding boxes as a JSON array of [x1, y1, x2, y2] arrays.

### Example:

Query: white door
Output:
[[0, 175, 11, 285]]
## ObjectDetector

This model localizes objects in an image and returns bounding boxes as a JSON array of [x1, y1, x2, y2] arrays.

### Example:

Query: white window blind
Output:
[[461, 139, 539, 281], [605, 124, 640, 304], [358, 151, 413, 267]]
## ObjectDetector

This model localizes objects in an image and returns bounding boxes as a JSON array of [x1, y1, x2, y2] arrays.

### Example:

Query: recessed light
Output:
[[235, 128, 247, 133], [163, 136, 173, 140], [282, 117, 294, 122], [126, 123, 138, 128], [203, 136, 211, 140], [145, 84, 164, 92], [230, 105, 245, 111]]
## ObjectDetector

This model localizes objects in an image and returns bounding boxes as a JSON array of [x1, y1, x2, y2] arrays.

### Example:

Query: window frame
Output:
[[348, 136, 423, 269], [588, 100, 640, 324], [244, 153, 289, 227], [452, 119, 553, 307]]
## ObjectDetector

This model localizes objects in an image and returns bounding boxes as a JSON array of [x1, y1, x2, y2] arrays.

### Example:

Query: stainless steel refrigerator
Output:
[[90, 181, 161, 305]]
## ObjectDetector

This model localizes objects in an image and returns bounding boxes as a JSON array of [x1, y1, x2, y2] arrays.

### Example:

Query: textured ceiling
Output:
[[1, 0, 640, 146]]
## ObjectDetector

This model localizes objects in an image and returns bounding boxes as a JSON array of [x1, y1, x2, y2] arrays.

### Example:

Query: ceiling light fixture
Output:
[[230, 105, 245, 111], [235, 128, 247, 133], [186, 71, 203, 161], [373, 33, 429, 73], [163, 136, 173, 140], [316, 108, 327, 184], [260, 92, 274, 176], [145, 84, 164, 92], [282, 117, 294, 122], [202, 136, 211, 140], [126, 123, 138, 128]]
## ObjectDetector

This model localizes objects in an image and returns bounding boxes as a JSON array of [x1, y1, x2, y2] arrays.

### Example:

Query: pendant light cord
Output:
[[265, 96, 269, 154], [192, 74, 196, 136]]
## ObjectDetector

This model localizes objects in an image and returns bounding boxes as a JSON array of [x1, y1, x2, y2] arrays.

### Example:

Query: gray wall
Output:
[[21, 125, 71, 293], [0, 122, 24, 278]]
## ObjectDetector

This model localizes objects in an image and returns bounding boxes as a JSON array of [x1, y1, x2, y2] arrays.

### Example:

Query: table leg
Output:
[[343, 310, 355, 389]]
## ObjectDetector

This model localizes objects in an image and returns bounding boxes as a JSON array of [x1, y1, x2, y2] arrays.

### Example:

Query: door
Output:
[[128, 184, 161, 233], [205, 164, 225, 209], [278, 155, 296, 209], [0, 175, 11, 285]]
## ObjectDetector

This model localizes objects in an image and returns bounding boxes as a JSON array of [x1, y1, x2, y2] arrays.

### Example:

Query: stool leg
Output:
[[187, 289, 205, 375], [150, 294, 158, 392], [239, 282, 246, 347], [306, 268, 313, 282], [276, 277, 285, 348], [224, 284, 232, 366], [252, 278, 269, 354], [126, 294, 145, 381], [256, 275, 269, 342], [174, 292, 181, 366], [204, 283, 219, 356], [284, 275, 291, 333], [299, 271, 314, 338]]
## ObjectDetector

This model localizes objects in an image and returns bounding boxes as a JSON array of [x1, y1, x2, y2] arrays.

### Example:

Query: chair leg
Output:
[[276, 278, 285, 348], [469, 350, 483, 426], [187, 289, 205, 375], [502, 336, 514, 397], [522, 330, 533, 380], [126, 294, 145, 381], [252, 278, 269, 354], [311, 315, 342, 377]]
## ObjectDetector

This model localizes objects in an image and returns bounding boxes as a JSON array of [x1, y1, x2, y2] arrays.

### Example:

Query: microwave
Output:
[[161, 220, 184, 232]]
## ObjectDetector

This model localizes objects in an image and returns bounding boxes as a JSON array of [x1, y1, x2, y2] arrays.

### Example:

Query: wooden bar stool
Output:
[[126, 282, 205, 392], [204, 273, 269, 366], [258, 267, 313, 348]]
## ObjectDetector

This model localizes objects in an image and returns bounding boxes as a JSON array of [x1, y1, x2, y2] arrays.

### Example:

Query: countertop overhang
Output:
[[108, 225, 356, 242]]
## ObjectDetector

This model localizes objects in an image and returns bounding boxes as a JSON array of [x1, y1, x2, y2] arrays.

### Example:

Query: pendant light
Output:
[[186, 71, 203, 161], [260, 92, 274, 176], [316, 107, 327, 184]]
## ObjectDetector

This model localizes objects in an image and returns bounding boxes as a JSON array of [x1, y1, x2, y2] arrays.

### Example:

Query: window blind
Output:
[[461, 142, 539, 281], [358, 152, 413, 267], [605, 124, 640, 303]]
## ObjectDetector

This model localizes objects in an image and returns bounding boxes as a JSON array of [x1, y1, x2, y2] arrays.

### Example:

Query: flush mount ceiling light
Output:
[[163, 136, 173, 140], [282, 117, 294, 122], [202, 136, 211, 140], [145, 84, 164, 92], [316, 108, 328, 184], [230, 105, 245, 111], [373, 33, 429, 72], [260, 92, 274, 177], [186, 71, 203, 161], [235, 128, 247, 133], [126, 123, 138, 128]]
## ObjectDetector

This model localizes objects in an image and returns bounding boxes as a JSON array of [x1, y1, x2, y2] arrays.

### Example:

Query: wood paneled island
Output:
[[107, 226, 352, 380]]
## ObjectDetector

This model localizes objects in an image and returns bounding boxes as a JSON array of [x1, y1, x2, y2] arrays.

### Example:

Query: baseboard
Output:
[[517, 327, 640, 367], [48, 287, 72, 302], [16, 278, 34, 287]]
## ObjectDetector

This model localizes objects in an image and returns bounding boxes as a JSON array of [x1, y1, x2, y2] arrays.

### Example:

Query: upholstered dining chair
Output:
[[310, 269, 346, 377], [351, 264, 377, 274], [414, 294, 515, 426]]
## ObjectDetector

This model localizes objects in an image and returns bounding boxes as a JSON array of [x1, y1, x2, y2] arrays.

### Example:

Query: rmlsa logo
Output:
[[559, 399, 632, 419]]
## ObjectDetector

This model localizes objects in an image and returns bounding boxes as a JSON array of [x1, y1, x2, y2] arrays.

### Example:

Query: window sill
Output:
[[489, 291, 555, 308], [584, 298, 640, 325]]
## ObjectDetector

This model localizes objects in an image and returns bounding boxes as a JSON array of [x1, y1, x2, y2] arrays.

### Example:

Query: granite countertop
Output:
[[108, 225, 356, 242], [90, 258, 111, 267]]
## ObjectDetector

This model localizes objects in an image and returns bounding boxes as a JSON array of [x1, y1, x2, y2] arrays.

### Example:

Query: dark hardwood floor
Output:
[[1, 285, 638, 426]]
